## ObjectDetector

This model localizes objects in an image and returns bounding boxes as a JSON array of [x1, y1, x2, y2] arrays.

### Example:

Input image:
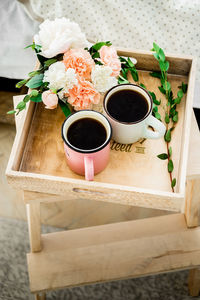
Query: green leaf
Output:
[[171, 178, 176, 188], [181, 82, 188, 93], [159, 60, 169, 72], [34, 44, 42, 53], [153, 52, 160, 61], [153, 42, 160, 53], [169, 146, 172, 157], [16, 101, 26, 110], [170, 126, 175, 132], [157, 153, 168, 160], [165, 129, 171, 142], [149, 91, 156, 101], [23, 94, 30, 103], [158, 86, 166, 94], [16, 79, 28, 88], [165, 113, 170, 124], [164, 61, 169, 71], [174, 97, 181, 104], [30, 90, 39, 97], [127, 57, 134, 67], [149, 92, 161, 105], [118, 78, 129, 84], [7, 110, 16, 114], [154, 98, 161, 105], [92, 52, 100, 59], [177, 90, 183, 99], [169, 107, 176, 117], [158, 48, 165, 62], [159, 60, 166, 72], [28, 70, 40, 77], [92, 41, 112, 51], [30, 93, 42, 102], [139, 83, 146, 89], [44, 58, 57, 67], [168, 159, 174, 172], [24, 44, 34, 49], [59, 100, 71, 117], [119, 57, 127, 63], [130, 69, 138, 82], [155, 112, 161, 120], [121, 68, 128, 79], [149, 71, 161, 79], [153, 105, 158, 112], [26, 74, 44, 89], [173, 112, 178, 122], [162, 81, 171, 91], [37, 54, 46, 66], [41, 81, 49, 89], [24, 43, 42, 53], [94, 59, 103, 65]]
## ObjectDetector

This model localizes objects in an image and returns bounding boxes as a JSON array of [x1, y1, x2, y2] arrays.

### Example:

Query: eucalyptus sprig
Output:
[[138, 84, 162, 121], [151, 42, 187, 191], [7, 89, 41, 115]]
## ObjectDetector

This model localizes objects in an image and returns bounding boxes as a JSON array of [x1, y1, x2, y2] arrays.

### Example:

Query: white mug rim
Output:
[[103, 83, 153, 125]]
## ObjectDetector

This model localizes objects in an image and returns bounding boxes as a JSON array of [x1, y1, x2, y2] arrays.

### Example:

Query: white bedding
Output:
[[0, 0, 199, 107]]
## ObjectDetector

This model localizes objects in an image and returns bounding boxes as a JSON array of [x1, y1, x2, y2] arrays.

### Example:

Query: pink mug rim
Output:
[[61, 110, 112, 154]]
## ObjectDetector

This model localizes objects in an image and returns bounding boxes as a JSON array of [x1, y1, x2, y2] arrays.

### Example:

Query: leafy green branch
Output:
[[7, 45, 67, 115], [7, 90, 42, 115], [151, 42, 187, 191], [118, 56, 138, 84]]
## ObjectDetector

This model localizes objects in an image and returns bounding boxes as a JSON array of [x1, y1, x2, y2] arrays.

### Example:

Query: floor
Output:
[[0, 78, 200, 299]]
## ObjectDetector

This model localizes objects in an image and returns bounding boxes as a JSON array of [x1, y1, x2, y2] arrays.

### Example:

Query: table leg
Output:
[[35, 292, 46, 300], [26, 201, 46, 298], [185, 179, 200, 296], [188, 269, 200, 297], [185, 179, 200, 228], [26, 202, 41, 252]]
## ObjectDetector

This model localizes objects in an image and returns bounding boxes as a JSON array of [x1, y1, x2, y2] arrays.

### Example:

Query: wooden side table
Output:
[[11, 96, 200, 300]]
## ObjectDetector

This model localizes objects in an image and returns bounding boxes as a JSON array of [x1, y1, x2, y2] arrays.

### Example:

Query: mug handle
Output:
[[143, 115, 166, 139], [84, 156, 94, 181]]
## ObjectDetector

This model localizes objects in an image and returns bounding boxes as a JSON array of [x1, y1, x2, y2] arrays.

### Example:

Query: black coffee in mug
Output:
[[107, 89, 149, 123], [67, 118, 107, 150]]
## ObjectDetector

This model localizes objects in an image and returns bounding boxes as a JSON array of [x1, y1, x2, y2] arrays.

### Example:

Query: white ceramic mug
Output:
[[103, 84, 166, 144]]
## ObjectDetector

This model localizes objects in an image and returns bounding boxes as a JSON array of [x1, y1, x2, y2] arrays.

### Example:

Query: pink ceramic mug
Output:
[[62, 110, 112, 181]]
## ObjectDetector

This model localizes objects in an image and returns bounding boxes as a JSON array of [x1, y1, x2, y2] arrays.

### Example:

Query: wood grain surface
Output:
[[19, 71, 187, 193], [27, 213, 200, 293]]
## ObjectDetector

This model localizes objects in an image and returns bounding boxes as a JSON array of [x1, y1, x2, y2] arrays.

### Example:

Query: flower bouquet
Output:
[[8, 18, 138, 117]]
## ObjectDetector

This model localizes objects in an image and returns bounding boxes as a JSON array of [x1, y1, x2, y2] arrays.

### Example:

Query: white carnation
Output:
[[43, 61, 67, 90], [91, 65, 118, 93], [43, 62, 78, 97], [65, 68, 78, 90], [34, 18, 89, 58]]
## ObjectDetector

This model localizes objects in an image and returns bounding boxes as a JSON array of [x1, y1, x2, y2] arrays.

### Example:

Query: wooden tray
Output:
[[6, 48, 196, 212]]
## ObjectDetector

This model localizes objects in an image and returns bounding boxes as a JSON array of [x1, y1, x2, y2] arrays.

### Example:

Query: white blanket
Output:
[[1, 0, 199, 107], [0, 0, 38, 79]]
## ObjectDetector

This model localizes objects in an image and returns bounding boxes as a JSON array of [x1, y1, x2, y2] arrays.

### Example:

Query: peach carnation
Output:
[[63, 48, 95, 80], [42, 90, 58, 109], [67, 79, 100, 110], [99, 45, 121, 77]]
